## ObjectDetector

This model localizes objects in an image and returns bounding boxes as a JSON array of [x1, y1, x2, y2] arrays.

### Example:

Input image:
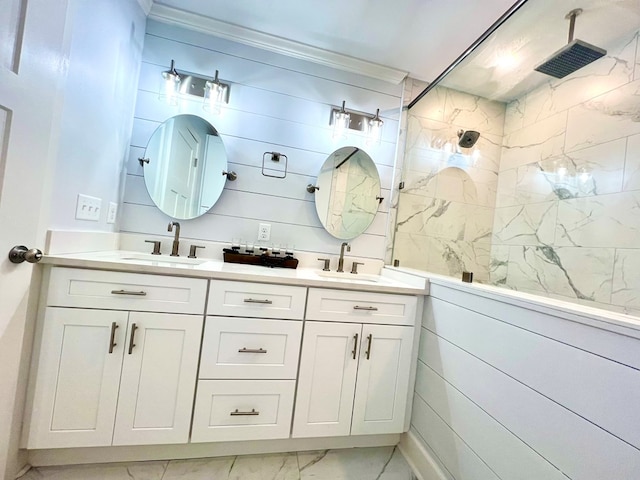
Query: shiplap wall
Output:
[[411, 282, 640, 480], [121, 20, 404, 260]]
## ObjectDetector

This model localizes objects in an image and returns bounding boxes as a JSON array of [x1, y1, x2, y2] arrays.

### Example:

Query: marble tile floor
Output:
[[20, 446, 417, 480]]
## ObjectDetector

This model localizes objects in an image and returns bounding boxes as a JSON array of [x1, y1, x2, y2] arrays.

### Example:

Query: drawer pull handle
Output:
[[365, 334, 373, 360], [108, 322, 119, 354], [111, 290, 147, 296], [238, 348, 268, 354], [352, 333, 359, 360], [244, 298, 273, 304], [128, 323, 138, 354], [353, 305, 378, 311], [230, 408, 260, 416]]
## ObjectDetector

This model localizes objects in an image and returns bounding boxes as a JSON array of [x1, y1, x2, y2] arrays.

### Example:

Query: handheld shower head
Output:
[[457, 130, 480, 148]]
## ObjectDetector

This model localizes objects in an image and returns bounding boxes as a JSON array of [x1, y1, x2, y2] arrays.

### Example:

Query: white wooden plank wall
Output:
[[121, 20, 403, 260], [411, 285, 640, 480]]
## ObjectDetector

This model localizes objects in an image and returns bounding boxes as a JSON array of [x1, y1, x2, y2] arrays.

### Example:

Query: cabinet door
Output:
[[25, 308, 127, 448], [292, 321, 361, 438], [112, 312, 202, 445], [351, 324, 414, 435]]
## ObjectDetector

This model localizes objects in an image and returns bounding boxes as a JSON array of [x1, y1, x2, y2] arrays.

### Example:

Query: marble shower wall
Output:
[[491, 30, 640, 314], [393, 85, 505, 281]]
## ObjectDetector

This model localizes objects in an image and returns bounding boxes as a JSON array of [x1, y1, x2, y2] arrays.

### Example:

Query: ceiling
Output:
[[440, 0, 640, 101], [145, 0, 520, 84]]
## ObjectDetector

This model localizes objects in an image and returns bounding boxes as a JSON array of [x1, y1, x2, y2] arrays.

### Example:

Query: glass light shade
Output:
[[366, 115, 384, 145], [203, 81, 226, 114], [332, 110, 350, 140], [160, 70, 181, 106]]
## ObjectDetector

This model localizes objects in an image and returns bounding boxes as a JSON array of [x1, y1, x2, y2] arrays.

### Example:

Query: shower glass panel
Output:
[[391, 0, 640, 315]]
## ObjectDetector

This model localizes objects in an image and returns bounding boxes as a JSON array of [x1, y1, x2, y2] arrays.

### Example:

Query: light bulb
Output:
[[203, 70, 226, 114], [332, 101, 350, 140], [159, 60, 181, 106], [366, 109, 384, 146]]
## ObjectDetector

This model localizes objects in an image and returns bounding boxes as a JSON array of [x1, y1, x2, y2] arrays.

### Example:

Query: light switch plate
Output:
[[107, 202, 118, 224], [75, 194, 101, 221]]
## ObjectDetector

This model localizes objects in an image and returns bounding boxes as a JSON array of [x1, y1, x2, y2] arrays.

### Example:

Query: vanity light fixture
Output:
[[203, 70, 229, 114], [331, 101, 351, 139], [366, 109, 384, 145], [160, 60, 181, 106], [159, 60, 230, 112], [330, 101, 384, 143]]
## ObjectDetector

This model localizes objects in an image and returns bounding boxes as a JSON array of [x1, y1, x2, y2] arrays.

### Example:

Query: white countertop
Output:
[[40, 251, 428, 295]]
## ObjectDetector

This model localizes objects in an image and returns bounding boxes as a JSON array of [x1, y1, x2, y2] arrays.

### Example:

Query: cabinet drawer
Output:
[[306, 288, 417, 326], [207, 280, 306, 319], [191, 380, 294, 442], [47, 267, 207, 314], [200, 317, 302, 379]]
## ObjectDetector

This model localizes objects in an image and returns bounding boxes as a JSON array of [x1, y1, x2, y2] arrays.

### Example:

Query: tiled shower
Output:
[[393, 27, 640, 315]]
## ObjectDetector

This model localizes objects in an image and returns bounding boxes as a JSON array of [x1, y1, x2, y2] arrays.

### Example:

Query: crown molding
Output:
[[148, 4, 408, 84], [136, 0, 153, 15]]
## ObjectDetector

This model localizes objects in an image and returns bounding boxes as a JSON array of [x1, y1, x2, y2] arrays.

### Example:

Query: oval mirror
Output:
[[314, 146, 381, 239], [142, 114, 227, 220]]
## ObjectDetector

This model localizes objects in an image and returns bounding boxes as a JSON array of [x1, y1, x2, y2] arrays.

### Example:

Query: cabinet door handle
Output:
[[230, 408, 260, 416], [238, 348, 267, 354], [352, 333, 359, 360], [243, 298, 273, 304], [108, 322, 119, 354], [128, 323, 138, 354], [111, 289, 147, 296], [353, 305, 378, 311], [365, 334, 373, 360]]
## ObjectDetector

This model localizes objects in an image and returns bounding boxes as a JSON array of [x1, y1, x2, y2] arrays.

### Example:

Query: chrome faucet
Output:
[[337, 242, 351, 273], [167, 221, 181, 256]]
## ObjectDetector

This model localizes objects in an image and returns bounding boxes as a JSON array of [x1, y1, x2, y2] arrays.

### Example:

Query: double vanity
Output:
[[21, 250, 426, 460]]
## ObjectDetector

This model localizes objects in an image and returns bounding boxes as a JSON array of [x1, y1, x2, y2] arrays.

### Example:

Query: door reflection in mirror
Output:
[[143, 114, 227, 220]]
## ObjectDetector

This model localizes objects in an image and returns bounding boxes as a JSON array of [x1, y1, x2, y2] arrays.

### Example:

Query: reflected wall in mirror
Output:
[[142, 114, 227, 220], [314, 146, 380, 239]]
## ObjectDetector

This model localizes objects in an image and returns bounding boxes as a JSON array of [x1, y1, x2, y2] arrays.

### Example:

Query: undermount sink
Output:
[[117, 252, 209, 266], [315, 270, 382, 283]]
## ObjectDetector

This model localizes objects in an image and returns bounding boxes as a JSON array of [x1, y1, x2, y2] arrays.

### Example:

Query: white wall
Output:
[[121, 20, 404, 261], [407, 281, 640, 480], [48, 0, 146, 232]]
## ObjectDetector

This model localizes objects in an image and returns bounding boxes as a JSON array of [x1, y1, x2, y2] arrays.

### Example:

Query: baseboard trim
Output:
[[398, 430, 450, 480], [28, 434, 400, 467]]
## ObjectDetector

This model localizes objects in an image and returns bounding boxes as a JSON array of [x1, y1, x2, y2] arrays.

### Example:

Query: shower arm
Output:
[[566, 8, 582, 44]]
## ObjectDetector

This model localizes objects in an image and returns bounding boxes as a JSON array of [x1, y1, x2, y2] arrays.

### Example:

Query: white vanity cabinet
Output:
[[191, 280, 305, 442], [23, 268, 206, 449], [292, 288, 417, 438]]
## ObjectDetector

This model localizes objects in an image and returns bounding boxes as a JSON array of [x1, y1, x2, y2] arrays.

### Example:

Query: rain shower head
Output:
[[534, 9, 607, 79], [457, 130, 480, 148]]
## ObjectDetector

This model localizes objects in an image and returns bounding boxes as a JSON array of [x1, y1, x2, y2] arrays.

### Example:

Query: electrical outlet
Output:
[[107, 202, 118, 224], [75, 194, 102, 221], [258, 223, 271, 241]]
